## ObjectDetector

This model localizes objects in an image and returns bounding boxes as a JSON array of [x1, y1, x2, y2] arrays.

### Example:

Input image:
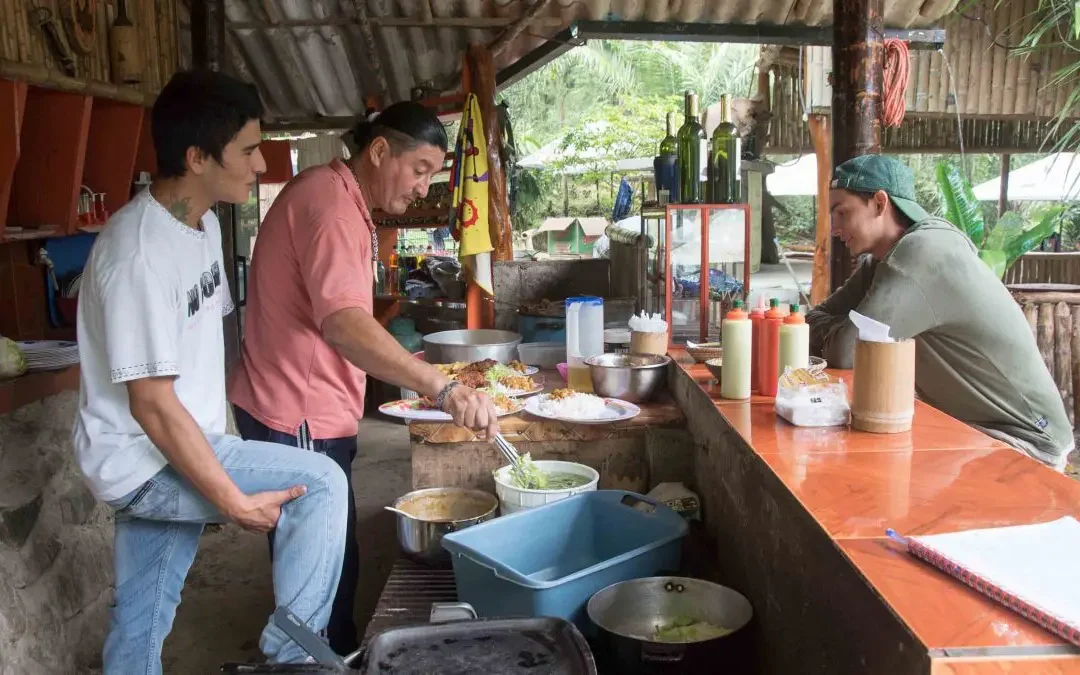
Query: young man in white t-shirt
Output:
[[72, 70, 347, 672]]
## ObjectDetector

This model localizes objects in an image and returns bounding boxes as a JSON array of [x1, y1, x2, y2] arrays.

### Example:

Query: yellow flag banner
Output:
[[450, 93, 494, 295]]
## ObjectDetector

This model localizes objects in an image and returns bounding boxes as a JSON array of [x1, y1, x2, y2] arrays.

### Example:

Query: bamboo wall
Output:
[[1015, 292, 1080, 426], [0, 0, 180, 101]]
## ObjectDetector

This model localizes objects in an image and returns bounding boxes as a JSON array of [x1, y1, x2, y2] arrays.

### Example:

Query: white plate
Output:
[[378, 399, 525, 422], [523, 394, 641, 425], [18, 340, 77, 353]]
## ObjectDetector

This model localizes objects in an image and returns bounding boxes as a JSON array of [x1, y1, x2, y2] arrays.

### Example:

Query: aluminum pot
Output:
[[585, 353, 671, 403], [586, 576, 753, 674], [388, 487, 499, 566], [423, 329, 522, 364]]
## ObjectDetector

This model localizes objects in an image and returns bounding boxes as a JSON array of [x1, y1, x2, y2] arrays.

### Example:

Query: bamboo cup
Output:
[[630, 330, 668, 356], [851, 339, 916, 434]]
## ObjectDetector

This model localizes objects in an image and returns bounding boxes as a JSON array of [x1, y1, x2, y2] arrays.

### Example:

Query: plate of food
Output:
[[379, 392, 525, 422], [433, 360, 543, 397], [432, 358, 539, 377], [523, 388, 641, 425]]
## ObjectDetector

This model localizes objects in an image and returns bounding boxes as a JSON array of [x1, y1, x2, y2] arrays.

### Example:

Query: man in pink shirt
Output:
[[228, 102, 497, 653]]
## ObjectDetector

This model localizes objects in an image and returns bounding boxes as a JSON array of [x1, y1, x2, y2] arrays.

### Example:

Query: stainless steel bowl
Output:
[[423, 329, 522, 365], [585, 353, 671, 403], [390, 487, 499, 566]]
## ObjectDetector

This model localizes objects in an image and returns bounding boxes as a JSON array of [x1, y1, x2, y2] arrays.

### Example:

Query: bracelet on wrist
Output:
[[435, 381, 461, 411]]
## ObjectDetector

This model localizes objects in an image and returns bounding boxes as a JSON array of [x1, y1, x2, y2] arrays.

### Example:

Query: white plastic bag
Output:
[[774, 366, 850, 427]]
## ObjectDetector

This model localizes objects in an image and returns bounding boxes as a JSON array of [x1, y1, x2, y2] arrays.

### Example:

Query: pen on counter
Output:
[[885, 528, 909, 547]]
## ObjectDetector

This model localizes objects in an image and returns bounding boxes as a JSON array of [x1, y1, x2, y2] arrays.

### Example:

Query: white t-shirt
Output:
[[72, 189, 234, 502]]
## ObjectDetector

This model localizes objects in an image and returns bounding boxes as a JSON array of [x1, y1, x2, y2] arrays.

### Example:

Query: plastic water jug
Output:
[[565, 296, 604, 392]]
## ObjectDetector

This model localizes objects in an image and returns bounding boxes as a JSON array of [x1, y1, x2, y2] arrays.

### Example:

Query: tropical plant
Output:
[[936, 162, 1064, 278]]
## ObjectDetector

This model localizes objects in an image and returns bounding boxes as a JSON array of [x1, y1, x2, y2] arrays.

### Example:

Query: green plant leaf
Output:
[[978, 249, 1008, 279], [1003, 205, 1065, 268], [984, 211, 1023, 251], [935, 162, 986, 246], [1074, 0, 1080, 39]]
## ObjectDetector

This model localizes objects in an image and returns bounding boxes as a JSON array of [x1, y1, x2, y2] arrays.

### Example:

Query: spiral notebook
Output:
[[891, 517, 1080, 647]]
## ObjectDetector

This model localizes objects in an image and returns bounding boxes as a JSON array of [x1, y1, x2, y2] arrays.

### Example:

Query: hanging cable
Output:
[[882, 38, 911, 128]]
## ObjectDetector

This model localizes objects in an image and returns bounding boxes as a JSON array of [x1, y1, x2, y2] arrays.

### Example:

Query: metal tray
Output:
[[360, 616, 597, 675]]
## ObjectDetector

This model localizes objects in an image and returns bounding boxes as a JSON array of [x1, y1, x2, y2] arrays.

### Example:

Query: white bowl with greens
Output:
[[493, 456, 599, 515]]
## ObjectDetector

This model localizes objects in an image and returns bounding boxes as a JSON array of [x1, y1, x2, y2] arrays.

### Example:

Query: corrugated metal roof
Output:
[[189, 0, 965, 128]]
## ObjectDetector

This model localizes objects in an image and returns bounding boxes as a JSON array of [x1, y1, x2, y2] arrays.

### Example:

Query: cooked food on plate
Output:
[[433, 360, 540, 395], [536, 389, 611, 419], [400, 394, 522, 415], [650, 616, 733, 642]]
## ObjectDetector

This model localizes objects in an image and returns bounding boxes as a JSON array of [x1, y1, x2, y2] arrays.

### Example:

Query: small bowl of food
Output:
[[704, 358, 722, 382], [493, 456, 599, 515]]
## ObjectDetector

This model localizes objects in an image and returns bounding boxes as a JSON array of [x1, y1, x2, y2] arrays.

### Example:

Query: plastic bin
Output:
[[440, 490, 688, 630]]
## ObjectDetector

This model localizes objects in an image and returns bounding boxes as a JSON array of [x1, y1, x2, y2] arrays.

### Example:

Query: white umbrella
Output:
[[972, 153, 1080, 202], [766, 155, 818, 196]]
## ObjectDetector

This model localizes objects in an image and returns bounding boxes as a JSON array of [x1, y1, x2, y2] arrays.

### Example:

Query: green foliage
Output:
[[935, 163, 987, 246], [935, 161, 1065, 278]]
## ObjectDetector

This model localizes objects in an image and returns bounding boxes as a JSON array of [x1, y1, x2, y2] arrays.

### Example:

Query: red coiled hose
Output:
[[883, 38, 910, 128]]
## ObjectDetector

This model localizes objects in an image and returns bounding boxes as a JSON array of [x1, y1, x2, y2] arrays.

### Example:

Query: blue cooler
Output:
[[440, 491, 688, 631]]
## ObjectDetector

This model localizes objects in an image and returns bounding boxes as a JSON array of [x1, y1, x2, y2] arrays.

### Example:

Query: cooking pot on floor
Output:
[[586, 576, 753, 674]]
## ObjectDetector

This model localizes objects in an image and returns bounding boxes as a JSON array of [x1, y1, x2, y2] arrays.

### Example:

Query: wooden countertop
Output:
[[671, 350, 1080, 670], [406, 368, 685, 444]]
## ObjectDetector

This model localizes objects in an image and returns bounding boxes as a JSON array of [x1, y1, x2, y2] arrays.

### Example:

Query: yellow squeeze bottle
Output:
[[720, 300, 752, 400], [778, 303, 810, 374]]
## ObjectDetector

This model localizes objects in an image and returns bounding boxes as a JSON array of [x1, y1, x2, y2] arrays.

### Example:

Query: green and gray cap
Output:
[[830, 154, 931, 224]]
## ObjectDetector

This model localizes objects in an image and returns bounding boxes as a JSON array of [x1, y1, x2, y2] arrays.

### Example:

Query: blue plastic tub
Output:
[[440, 490, 688, 630]]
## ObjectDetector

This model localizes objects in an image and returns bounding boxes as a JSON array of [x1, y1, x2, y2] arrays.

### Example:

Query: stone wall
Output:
[[0, 391, 112, 674]]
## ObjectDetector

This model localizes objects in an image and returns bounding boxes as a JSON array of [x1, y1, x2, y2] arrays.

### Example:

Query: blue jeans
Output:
[[231, 406, 361, 655], [102, 434, 348, 674]]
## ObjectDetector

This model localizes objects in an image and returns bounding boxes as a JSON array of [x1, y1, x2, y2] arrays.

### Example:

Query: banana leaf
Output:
[[978, 249, 1008, 279], [935, 162, 986, 247]]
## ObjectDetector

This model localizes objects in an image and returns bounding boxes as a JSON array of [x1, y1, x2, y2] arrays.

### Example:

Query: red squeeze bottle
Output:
[[760, 298, 785, 397], [749, 297, 767, 393]]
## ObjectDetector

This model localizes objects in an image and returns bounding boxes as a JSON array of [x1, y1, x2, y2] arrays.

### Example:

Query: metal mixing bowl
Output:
[[423, 329, 522, 364], [585, 353, 671, 403]]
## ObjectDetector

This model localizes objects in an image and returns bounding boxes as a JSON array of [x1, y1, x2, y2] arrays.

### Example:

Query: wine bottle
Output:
[[708, 95, 740, 204], [659, 112, 678, 156], [677, 92, 706, 204]]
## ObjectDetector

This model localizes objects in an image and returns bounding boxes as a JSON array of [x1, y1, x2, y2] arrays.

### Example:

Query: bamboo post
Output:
[[1055, 302, 1073, 424], [1024, 302, 1038, 334], [830, 0, 883, 292], [998, 154, 1010, 217], [809, 113, 831, 305], [1072, 305, 1080, 425], [1037, 302, 1055, 377]]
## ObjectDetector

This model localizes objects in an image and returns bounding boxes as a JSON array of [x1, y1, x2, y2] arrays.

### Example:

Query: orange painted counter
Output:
[[669, 349, 1080, 674]]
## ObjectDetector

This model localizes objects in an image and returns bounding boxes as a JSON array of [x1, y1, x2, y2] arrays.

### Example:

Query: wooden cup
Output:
[[851, 339, 916, 434], [630, 330, 668, 356]]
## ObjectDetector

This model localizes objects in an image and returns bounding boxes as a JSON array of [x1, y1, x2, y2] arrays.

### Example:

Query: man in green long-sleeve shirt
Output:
[[807, 155, 1073, 471]]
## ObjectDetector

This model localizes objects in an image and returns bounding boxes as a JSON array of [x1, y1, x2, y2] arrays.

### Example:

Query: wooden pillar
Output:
[[998, 154, 1011, 217], [461, 44, 512, 329], [190, 0, 225, 72], [809, 114, 832, 305], [830, 0, 884, 292]]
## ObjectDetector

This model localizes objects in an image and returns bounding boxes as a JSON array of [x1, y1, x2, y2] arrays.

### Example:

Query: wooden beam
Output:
[[190, 0, 225, 71], [0, 60, 153, 106], [350, 0, 390, 106], [225, 16, 567, 30], [490, 0, 554, 58], [999, 154, 1011, 217], [809, 114, 832, 305], [830, 0, 884, 292]]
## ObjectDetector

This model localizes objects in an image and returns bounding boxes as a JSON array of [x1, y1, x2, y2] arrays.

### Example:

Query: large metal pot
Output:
[[422, 329, 522, 364], [389, 487, 499, 566], [586, 576, 753, 674]]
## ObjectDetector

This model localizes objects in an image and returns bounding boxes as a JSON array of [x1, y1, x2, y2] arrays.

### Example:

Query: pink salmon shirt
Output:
[[228, 158, 375, 439]]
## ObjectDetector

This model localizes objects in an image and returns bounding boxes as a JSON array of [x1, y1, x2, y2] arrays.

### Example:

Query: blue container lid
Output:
[[565, 296, 604, 307]]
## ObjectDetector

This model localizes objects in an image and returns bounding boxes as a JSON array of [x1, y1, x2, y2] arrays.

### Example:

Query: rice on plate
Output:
[[536, 388, 614, 420]]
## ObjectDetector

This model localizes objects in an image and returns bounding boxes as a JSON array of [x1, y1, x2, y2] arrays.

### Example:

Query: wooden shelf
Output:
[[83, 100, 145, 214], [0, 365, 79, 415]]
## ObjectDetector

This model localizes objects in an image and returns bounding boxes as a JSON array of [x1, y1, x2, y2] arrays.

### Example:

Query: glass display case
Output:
[[664, 204, 751, 346]]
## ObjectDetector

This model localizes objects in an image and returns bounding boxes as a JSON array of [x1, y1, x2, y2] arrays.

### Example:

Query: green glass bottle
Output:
[[677, 91, 706, 204], [659, 112, 678, 156], [708, 94, 740, 204]]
